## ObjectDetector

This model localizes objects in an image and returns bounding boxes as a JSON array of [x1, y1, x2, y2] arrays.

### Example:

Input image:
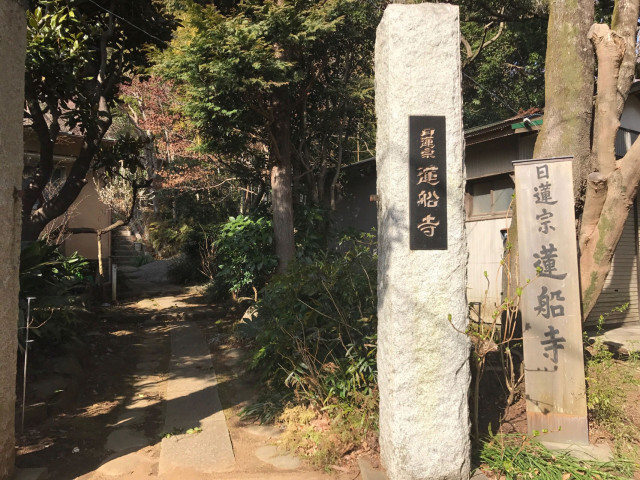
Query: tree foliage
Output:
[[461, 17, 546, 127], [158, 0, 383, 270], [400, 0, 548, 126], [23, 0, 176, 241]]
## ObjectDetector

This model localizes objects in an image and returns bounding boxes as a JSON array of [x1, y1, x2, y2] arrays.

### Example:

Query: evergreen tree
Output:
[[159, 0, 383, 271]]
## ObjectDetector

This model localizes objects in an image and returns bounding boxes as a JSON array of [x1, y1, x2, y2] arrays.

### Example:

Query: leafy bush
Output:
[[241, 232, 377, 417], [19, 241, 91, 345], [167, 254, 203, 285], [294, 204, 329, 259], [585, 308, 640, 464], [147, 220, 191, 257], [20, 241, 90, 294], [215, 215, 278, 296], [166, 224, 219, 285], [166, 215, 277, 294]]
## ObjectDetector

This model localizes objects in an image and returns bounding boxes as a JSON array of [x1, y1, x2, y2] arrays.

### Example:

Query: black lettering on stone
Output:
[[410, 116, 447, 250]]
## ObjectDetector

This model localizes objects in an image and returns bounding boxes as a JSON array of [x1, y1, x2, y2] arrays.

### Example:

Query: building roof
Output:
[[23, 125, 116, 163]]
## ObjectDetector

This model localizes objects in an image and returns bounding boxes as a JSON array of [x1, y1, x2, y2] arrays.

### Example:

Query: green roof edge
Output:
[[511, 118, 543, 129]]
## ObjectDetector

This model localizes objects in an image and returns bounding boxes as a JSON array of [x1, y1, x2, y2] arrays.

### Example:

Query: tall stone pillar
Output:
[[375, 4, 470, 479]]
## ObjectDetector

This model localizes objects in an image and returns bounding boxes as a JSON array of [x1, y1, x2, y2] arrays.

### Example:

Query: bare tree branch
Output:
[[461, 20, 505, 68]]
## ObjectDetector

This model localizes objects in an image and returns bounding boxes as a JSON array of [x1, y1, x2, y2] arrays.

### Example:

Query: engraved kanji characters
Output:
[[417, 165, 440, 186], [416, 166, 440, 237], [536, 164, 549, 180], [418, 215, 439, 237], [528, 163, 570, 368], [414, 126, 443, 239], [536, 208, 555, 234], [540, 325, 566, 364], [534, 286, 565, 319], [419, 128, 435, 159], [533, 243, 567, 280], [417, 190, 439, 208], [534, 181, 557, 205]]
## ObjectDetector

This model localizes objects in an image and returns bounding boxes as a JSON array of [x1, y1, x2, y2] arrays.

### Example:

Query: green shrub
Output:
[[203, 279, 232, 303], [167, 254, 205, 285], [215, 215, 278, 296], [180, 223, 218, 261], [294, 204, 329, 259], [147, 220, 191, 257], [165, 224, 219, 285], [242, 232, 377, 418], [19, 241, 91, 345]]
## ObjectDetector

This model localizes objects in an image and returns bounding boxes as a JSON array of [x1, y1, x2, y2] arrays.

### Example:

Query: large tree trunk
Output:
[[578, 0, 640, 318], [507, 0, 594, 307], [532, 0, 640, 320], [0, 0, 26, 476], [532, 0, 594, 190], [269, 0, 296, 273], [530, 0, 595, 310], [269, 1, 295, 273], [270, 89, 296, 273]]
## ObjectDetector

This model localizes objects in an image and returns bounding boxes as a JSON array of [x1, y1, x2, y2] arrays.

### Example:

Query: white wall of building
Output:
[[466, 216, 512, 319]]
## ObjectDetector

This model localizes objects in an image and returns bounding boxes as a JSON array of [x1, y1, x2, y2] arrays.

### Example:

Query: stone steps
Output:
[[111, 226, 143, 266], [112, 255, 138, 266], [112, 249, 137, 257]]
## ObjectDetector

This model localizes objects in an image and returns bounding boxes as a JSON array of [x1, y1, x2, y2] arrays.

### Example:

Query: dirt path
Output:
[[16, 283, 359, 479]]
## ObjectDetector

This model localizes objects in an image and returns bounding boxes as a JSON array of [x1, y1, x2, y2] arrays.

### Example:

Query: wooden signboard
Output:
[[514, 157, 589, 445], [409, 116, 447, 250]]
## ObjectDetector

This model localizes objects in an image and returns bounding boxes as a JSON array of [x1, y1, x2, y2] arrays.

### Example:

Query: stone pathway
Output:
[[158, 317, 235, 476], [79, 315, 171, 480], [595, 323, 640, 354], [74, 290, 347, 480], [117, 258, 182, 300]]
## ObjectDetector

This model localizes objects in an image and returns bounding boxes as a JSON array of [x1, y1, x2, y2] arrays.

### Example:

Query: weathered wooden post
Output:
[[375, 4, 470, 479], [112, 263, 118, 302], [514, 157, 589, 445]]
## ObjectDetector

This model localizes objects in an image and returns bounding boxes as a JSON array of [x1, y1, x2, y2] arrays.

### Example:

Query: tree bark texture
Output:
[[533, 0, 640, 320], [532, 0, 594, 194], [508, 0, 594, 309], [0, 0, 26, 476], [579, 0, 640, 318], [270, 89, 296, 273]]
